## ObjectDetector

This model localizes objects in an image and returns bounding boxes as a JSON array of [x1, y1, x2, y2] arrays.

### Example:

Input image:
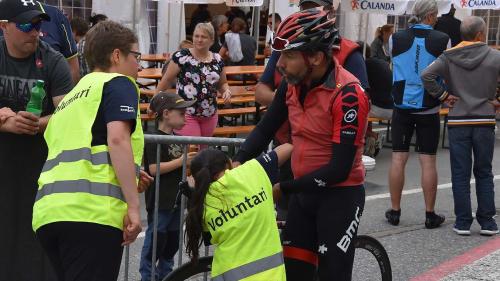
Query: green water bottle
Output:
[[26, 80, 46, 116]]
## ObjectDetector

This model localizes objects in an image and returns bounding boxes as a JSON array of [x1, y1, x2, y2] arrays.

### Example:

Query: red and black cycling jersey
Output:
[[234, 60, 369, 192]]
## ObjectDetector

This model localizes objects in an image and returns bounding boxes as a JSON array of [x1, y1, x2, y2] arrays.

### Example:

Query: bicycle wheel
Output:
[[162, 256, 213, 281], [353, 235, 392, 281]]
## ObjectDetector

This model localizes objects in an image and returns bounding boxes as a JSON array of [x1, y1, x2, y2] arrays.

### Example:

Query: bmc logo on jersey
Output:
[[20, 0, 36, 6], [344, 109, 357, 123]]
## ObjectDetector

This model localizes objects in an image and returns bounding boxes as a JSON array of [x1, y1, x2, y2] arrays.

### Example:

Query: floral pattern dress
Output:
[[172, 48, 224, 118]]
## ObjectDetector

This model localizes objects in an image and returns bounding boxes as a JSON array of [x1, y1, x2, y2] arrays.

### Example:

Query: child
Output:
[[185, 144, 293, 281], [139, 92, 197, 281]]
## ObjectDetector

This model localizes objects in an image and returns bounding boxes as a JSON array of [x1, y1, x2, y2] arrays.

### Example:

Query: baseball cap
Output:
[[150, 92, 196, 114], [0, 0, 50, 24], [299, 0, 333, 7]]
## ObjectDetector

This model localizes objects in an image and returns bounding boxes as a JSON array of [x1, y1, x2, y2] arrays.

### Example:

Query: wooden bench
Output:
[[227, 80, 258, 86], [213, 125, 255, 137]]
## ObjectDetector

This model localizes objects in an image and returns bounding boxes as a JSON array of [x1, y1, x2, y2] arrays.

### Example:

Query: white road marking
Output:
[[366, 175, 500, 201]]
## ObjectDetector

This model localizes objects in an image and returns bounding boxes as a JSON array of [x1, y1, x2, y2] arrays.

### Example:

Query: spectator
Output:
[[89, 13, 108, 27], [76, 14, 107, 77], [370, 24, 394, 63], [70, 17, 88, 44], [264, 13, 282, 57], [0, 0, 72, 280], [386, 0, 450, 228], [422, 16, 500, 236], [220, 17, 256, 67], [38, 2, 79, 83], [225, 7, 246, 24], [157, 23, 231, 143], [434, 4, 462, 47], [33, 21, 151, 281], [70, 17, 89, 78], [357, 41, 393, 157], [210, 15, 228, 53], [139, 92, 197, 281], [189, 4, 211, 35]]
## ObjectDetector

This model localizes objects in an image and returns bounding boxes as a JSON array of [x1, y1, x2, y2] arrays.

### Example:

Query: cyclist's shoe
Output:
[[385, 209, 400, 226], [425, 212, 445, 229]]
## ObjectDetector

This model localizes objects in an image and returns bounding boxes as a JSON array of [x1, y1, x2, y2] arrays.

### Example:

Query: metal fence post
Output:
[[151, 143, 162, 281], [177, 145, 188, 266], [124, 245, 129, 281]]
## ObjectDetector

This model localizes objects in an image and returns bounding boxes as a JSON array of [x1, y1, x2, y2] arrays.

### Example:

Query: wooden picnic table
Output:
[[139, 96, 255, 111], [139, 86, 255, 98], [140, 53, 170, 62], [138, 65, 265, 80], [138, 68, 162, 79], [224, 65, 265, 76]]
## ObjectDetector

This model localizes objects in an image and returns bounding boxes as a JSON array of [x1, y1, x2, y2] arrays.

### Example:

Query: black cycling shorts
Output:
[[391, 109, 440, 155], [282, 185, 365, 281]]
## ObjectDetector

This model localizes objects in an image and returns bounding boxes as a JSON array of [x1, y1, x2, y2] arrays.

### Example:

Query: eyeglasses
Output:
[[15, 22, 42, 33], [129, 50, 141, 61]]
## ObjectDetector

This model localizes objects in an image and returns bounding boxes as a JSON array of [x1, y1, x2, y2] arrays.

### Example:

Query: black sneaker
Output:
[[385, 209, 400, 226], [425, 212, 445, 229]]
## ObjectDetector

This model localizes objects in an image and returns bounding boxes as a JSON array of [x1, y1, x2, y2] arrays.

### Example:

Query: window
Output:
[[146, 0, 159, 54], [473, 10, 499, 45], [40, 0, 92, 20]]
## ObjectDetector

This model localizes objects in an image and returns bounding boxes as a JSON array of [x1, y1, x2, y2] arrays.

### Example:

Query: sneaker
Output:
[[480, 228, 499, 236], [385, 209, 400, 226], [425, 212, 445, 229], [453, 227, 471, 236]]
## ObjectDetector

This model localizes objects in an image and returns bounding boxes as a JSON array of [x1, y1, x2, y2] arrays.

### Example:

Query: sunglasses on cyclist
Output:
[[16, 21, 43, 33]]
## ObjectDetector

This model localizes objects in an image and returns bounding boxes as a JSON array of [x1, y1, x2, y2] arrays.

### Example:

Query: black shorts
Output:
[[391, 109, 440, 155], [282, 185, 365, 281]]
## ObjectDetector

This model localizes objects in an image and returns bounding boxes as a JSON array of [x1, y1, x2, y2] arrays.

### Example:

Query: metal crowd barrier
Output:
[[123, 134, 246, 281]]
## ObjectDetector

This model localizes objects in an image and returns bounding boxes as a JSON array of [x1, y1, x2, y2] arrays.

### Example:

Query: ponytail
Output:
[[184, 149, 231, 263], [185, 167, 212, 262]]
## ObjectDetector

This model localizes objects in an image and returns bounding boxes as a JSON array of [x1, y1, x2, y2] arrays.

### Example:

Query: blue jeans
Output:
[[139, 209, 180, 281], [448, 126, 497, 230]]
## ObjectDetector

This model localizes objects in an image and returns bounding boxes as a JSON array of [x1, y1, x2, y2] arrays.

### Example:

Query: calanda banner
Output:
[[453, 0, 499, 9], [341, 0, 412, 14]]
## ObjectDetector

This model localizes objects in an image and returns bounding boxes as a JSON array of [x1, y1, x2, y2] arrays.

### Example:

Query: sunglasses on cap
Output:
[[16, 21, 42, 33]]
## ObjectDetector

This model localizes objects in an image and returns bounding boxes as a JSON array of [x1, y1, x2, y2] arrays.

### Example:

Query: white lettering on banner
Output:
[[226, 0, 263, 6]]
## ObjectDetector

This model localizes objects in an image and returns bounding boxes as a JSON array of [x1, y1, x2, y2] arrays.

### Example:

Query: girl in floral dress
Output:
[[157, 23, 231, 140]]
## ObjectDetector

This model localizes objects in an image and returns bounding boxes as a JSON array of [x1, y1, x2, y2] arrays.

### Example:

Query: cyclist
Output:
[[233, 9, 369, 280], [185, 144, 293, 281]]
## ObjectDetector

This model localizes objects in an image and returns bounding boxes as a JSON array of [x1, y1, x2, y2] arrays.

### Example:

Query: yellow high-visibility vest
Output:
[[33, 72, 144, 231], [204, 159, 286, 281]]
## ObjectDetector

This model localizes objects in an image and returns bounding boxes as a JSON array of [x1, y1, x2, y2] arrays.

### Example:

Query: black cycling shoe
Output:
[[385, 209, 400, 226], [425, 212, 445, 229]]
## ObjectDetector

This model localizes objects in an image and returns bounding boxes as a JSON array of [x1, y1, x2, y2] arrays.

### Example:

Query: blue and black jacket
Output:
[[391, 24, 449, 111]]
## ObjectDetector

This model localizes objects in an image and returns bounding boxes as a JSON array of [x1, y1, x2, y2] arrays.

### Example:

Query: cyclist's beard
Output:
[[277, 66, 311, 85]]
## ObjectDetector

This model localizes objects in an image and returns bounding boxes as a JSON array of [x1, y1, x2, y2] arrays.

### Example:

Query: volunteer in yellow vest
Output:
[[32, 21, 151, 281], [185, 144, 292, 281]]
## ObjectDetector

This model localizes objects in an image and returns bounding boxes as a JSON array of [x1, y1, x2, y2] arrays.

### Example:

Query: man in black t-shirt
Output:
[[0, 1, 72, 279]]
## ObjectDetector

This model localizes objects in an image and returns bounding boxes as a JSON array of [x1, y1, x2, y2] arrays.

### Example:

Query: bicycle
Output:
[[163, 234, 392, 281]]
